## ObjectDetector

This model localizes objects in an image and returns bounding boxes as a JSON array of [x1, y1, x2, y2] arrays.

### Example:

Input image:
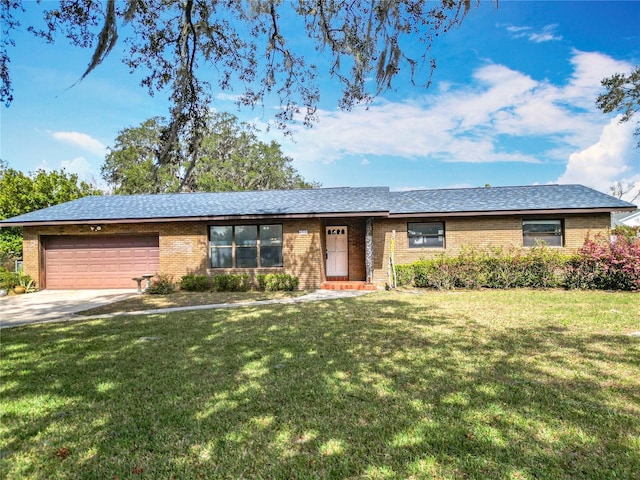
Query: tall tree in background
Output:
[[597, 66, 640, 148], [102, 113, 318, 194], [1, 1, 483, 190], [597, 66, 640, 202], [0, 161, 101, 258]]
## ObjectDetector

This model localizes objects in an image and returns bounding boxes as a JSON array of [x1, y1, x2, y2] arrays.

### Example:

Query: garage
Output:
[[43, 235, 160, 289]]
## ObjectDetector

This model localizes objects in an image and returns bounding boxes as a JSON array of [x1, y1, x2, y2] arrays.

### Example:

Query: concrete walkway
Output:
[[0, 289, 138, 328], [0, 289, 375, 329]]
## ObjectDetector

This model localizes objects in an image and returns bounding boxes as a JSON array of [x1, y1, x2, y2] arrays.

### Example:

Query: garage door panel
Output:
[[45, 235, 160, 289]]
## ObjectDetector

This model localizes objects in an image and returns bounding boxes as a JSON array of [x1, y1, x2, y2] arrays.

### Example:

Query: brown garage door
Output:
[[44, 235, 160, 289]]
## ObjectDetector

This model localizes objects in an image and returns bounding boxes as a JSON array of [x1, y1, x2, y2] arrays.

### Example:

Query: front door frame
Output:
[[325, 225, 349, 280]]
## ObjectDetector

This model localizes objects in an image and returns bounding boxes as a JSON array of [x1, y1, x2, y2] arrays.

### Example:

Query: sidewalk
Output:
[[1, 289, 375, 329]]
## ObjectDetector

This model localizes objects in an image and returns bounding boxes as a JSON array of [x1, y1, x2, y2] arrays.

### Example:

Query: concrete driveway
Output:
[[0, 289, 138, 328]]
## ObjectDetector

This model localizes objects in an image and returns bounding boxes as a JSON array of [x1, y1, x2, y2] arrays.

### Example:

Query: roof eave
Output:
[[1, 210, 390, 227], [388, 206, 636, 218]]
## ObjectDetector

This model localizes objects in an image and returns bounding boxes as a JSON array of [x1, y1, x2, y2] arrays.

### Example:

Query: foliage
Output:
[[597, 65, 640, 148], [394, 264, 415, 287], [0, 161, 101, 258], [179, 273, 299, 292], [0, 266, 18, 289], [211, 273, 251, 292], [256, 273, 299, 292], [565, 234, 640, 291], [179, 274, 211, 292], [399, 245, 570, 290], [0, 231, 21, 261], [16, 270, 36, 292], [1, 1, 483, 164], [611, 225, 639, 242], [146, 273, 176, 295], [102, 114, 318, 194]]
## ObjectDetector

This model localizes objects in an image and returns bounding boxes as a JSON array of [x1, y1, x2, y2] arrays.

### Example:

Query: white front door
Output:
[[326, 226, 348, 277]]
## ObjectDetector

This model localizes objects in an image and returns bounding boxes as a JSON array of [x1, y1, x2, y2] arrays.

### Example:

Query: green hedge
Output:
[[396, 245, 570, 290], [179, 273, 300, 292], [256, 273, 299, 291], [212, 274, 251, 292], [180, 274, 211, 292]]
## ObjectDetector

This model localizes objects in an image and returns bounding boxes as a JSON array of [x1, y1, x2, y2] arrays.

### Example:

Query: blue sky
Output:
[[1, 1, 639, 201]]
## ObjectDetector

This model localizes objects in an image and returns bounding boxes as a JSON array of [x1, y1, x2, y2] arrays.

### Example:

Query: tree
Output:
[[597, 66, 640, 148], [0, 161, 101, 258], [1, 1, 483, 189], [101, 113, 318, 194], [610, 180, 640, 204], [597, 66, 640, 202]]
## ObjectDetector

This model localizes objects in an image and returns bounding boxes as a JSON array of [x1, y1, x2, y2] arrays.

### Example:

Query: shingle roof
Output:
[[0, 184, 635, 226], [0, 187, 390, 224], [389, 184, 635, 214]]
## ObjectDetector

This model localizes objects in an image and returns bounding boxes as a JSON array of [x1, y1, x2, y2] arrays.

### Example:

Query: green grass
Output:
[[1, 289, 639, 479], [76, 290, 307, 316]]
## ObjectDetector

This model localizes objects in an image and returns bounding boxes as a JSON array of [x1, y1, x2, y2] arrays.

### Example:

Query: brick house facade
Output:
[[3, 185, 636, 290]]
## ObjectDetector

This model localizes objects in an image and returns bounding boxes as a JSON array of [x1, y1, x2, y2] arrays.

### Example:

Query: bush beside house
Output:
[[177, 273, 299, 293], [396, 235, 640, 292]]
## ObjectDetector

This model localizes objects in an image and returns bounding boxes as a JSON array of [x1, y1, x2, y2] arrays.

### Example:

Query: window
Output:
[[209, 224, 283, 268], [523, 220, 563, 247], [408, 222, 445, 248], [209, 226, 233, 268]]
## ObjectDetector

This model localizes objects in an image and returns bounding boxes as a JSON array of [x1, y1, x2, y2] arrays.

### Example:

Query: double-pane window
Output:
[[408, 222, 445, 248], [210, 225, 283, 268]]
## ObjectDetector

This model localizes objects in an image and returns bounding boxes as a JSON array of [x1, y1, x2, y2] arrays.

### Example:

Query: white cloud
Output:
[[60, 157, 101, 184], [361, 158, 370, 166], [281, 49, 638, 194], [34, 156, 105, 189], [50, 131, 107, 156], [503, 23, 562, 43], [216, 92, 242, 102], [529, 24, 563, 43], [557, 117, 640, 195], [562, 50, 632, 111]]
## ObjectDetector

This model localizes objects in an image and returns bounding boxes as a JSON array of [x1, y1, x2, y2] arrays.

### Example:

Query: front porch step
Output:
[[320, 281, 378, 291]]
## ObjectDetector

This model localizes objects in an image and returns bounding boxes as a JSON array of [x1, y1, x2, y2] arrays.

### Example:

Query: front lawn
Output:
[[76, 290, 307, 316], [1, 290, 638, 479]]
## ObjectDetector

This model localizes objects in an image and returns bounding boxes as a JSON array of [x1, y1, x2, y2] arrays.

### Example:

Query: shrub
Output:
[[180, 274, 211, 292], [565, 234, 640, 291], [612, 225, 639, 242], [146, 273, 176, 295], [17, 271, 37, 293], [394, 264, 414, 287], [398, 244, 569, 291], [0, 267, 18, 290], [256, 273, 299, 291], [212, 274, 251, 292]]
